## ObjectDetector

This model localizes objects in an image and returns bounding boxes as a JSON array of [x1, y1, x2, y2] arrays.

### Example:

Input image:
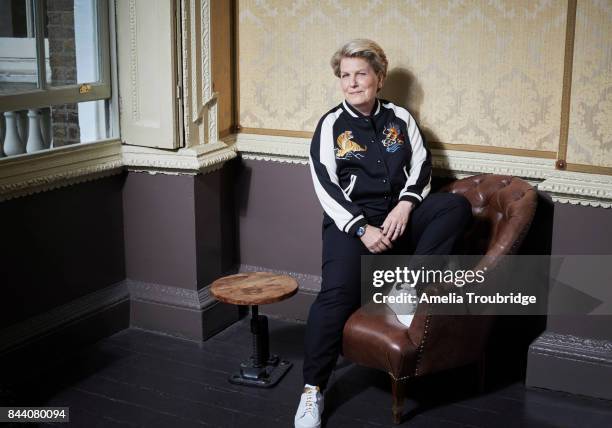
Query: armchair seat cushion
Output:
[[342, 303, 419, 380]]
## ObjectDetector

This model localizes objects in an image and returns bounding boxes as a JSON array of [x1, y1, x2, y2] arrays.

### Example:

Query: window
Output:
[[0, 0, 115, 157]]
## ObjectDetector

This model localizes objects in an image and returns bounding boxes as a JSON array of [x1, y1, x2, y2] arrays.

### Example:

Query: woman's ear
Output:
[[377, 74, 385, 91]]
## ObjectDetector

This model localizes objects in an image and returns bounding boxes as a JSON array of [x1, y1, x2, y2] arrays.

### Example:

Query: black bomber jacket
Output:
[[309, 98, 432, 236]]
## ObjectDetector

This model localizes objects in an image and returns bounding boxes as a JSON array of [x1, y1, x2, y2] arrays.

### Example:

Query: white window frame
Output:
[[0, 0, 122, 202], [0, 0, 112, 112], [0, 0, 238, 202]]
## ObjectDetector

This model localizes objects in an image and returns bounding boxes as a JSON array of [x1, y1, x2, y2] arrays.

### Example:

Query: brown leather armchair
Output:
[[342, 174, 538, 424]]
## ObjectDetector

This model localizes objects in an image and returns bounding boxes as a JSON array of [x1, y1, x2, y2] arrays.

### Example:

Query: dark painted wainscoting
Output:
[[0, 174, 129, 382], [2, 156, 611, 403], [123, 166, 239, 341], [527, 202, 612, 400], [234, 158, 323, 320]]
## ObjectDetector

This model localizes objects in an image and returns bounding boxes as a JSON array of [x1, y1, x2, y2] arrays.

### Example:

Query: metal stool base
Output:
[[229, 355, 292, 388]]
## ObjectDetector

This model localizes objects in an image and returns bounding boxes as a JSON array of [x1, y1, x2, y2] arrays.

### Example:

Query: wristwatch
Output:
[[356, 225, 367, 238]]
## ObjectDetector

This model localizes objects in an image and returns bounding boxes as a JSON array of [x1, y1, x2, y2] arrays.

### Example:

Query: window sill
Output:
[[0, 139, 238, 201], [121, 141, 237, 175], [0, 139, 123, 202]]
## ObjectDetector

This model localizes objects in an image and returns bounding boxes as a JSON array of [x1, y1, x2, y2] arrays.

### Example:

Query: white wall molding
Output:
[[234, 133, 310, 164], [430, 149, 555, 182], [0, 139, 123, 202], [233, 133, 612, 208], [122, 141, 236, 175], [1, 133, 610, 207], [180, 0, 218, 149], [0, 139, 237, 202], [538, 174, 612, 208]]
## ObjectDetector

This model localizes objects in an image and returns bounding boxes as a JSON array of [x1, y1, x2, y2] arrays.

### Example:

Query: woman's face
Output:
[[339, 56, 382, 113]]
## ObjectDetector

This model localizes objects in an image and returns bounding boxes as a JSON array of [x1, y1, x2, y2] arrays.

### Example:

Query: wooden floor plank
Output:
[[6, 318, 612, 428]]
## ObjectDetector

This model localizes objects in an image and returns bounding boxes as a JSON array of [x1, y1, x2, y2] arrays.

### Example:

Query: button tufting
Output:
[[514, 192, 525, 201]]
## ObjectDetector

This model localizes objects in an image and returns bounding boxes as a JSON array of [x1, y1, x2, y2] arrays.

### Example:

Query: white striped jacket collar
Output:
[[342, 98, 381, 118]]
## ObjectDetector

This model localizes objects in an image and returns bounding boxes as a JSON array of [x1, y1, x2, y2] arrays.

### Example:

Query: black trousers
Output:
[[303, 192, 472, 389]]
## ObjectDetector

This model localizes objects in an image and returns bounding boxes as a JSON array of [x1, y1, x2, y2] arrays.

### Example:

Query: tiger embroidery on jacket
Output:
[[381, 123, 405, 153], [335, 130, 367, 159]]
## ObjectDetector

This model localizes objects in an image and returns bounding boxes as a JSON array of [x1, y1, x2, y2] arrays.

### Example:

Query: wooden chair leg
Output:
[[391, 376, 405, 424]]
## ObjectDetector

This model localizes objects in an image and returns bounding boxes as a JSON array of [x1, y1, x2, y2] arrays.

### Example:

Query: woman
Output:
[[295, 39, 471, 428]]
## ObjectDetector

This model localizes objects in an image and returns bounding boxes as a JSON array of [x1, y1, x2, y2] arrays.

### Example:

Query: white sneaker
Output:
[[387, 282, 416, 327], [294, 384, 324, 428]]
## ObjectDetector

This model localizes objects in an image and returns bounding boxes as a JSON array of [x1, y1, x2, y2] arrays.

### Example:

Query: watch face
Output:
[[357, 226, 365, 237]]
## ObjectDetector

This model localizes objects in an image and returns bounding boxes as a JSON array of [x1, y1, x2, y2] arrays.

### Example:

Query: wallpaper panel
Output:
[[238, 0, 567, 152], [567, 0, 612, 168]]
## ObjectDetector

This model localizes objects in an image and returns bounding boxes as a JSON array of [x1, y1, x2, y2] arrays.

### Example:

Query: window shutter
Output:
[[116, 0, 180, 149]]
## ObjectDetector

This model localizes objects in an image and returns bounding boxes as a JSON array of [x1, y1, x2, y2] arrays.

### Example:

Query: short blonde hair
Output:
[[330, 39, 388, 79]]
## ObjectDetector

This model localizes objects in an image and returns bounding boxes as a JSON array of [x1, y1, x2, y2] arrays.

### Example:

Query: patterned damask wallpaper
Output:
[[238, 0, 568, 153], [567, 0, 612, 168]]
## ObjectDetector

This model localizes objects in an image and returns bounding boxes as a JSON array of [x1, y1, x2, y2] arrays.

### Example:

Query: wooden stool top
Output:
[[210, 272, 298, 306]]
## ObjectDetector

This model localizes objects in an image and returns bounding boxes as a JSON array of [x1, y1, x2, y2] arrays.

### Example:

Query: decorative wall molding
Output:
[[527, 330, 612, 400], [538, 173, 612, 208], [238, 264, 322, 293], [233, 133, 612, 208], [126, 278, 217, 310], [530, 332, 612, 366], [122, 141, 236, 175], [128, 277, 238, 341], [0, 281, 129, 355], [0, 139, 238, 202], [234, 133, 309, 164], [0, 139, 123, 202], [429, 149, 555, 182], [127, 0, 139, 122], [529, 332, 612, 367], [2, 133, 610, 207], [180, 0, 219, 149]]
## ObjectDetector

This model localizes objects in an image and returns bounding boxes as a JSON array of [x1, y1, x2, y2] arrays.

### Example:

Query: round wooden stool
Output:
[[210, 272, 298, 387]]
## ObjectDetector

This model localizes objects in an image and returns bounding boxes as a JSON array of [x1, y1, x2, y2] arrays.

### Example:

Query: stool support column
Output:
[[250, 305, 270, 367], [228, 305, 292, 388]]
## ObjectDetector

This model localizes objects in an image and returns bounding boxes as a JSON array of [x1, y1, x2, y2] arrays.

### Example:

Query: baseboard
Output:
[[526, 331, 612, 400], [127, 279, 240, 341], [0, 282, 130, 382], [0, 281, 129, 356], [0, 266, 314, 367]]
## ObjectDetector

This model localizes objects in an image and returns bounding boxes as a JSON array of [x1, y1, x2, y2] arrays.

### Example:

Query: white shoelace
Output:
[[302, 388, 318, 415]]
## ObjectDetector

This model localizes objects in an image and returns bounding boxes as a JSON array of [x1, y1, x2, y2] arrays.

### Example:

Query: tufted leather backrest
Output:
[[441, 174, 537, 261]]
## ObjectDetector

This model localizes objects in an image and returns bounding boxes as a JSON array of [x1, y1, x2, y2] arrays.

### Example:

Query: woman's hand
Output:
[[360, 225, 393, 253], [381, 201, 414, 241]]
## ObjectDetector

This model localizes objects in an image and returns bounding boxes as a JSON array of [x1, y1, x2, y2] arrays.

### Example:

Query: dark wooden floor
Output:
[[4, 317, 612, 427]]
